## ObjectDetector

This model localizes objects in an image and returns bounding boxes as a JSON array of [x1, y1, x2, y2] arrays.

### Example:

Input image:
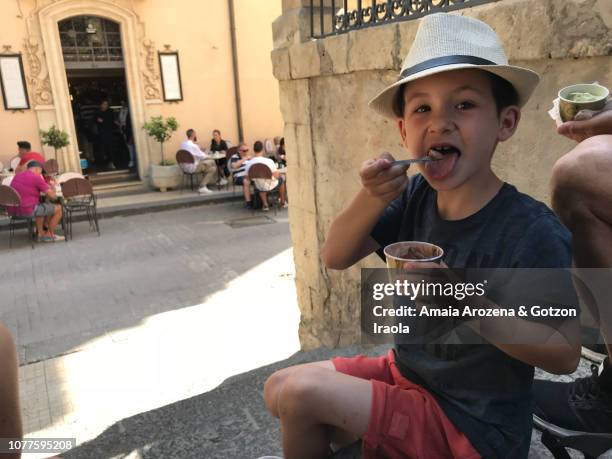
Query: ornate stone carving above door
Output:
[[23, 37, 54, 106], [142, 38, 161, 100]]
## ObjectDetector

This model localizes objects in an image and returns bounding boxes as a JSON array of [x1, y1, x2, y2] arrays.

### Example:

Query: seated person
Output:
[[263, 13, 580, 459], [179, 129, 224, 194], [210, 129, 230, 178], [245, 141, 287, 211], [276, 137, 287, 167], [229, 142, 253, 208], [9, 161, 64, 242], [14, 141, 45, 173]]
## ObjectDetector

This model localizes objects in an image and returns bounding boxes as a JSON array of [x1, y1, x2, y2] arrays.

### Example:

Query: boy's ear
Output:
[[498, 106, 521, 142], [397, 118, 408, 146]]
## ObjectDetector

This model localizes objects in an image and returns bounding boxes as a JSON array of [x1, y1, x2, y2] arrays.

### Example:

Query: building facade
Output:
[[0, 0, 283, 181]]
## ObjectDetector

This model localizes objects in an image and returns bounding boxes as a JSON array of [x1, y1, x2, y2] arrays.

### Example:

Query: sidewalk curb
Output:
[[0, 191, 243, 231]]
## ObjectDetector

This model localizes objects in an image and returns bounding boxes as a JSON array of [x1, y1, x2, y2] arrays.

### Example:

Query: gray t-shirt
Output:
[[371, 174, 575, 459]]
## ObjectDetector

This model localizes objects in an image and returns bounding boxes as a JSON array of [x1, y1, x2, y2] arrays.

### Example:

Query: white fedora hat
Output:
[[369, 13, 540, 119]]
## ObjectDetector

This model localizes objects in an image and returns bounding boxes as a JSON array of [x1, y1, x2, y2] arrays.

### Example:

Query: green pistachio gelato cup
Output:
[[559, 83, 609, 122]]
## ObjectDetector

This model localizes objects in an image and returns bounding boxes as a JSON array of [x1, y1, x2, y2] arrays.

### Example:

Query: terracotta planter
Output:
[[150, 164, 181, 192]]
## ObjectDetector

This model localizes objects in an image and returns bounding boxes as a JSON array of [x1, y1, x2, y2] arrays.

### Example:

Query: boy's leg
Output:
[[276, 366, 371, 459], [265, 361, 360, 450], [0, 323, 22, 458]]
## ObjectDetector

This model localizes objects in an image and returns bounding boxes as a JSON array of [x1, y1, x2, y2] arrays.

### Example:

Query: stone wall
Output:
[[272, 0, 612, 349]]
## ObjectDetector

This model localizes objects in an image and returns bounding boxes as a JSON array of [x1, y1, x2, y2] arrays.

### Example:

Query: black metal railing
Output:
[[310, 0, 501, 38]]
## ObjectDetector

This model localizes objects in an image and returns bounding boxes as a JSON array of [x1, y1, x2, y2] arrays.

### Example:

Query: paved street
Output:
[[0, 203, 603, 459], [0, 203, 301, 456]]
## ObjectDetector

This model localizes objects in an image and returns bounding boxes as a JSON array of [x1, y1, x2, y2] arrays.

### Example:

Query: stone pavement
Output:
[[1, 201, 606, 458], [0, 202, 302, 457], [60, 345, 595, 459]]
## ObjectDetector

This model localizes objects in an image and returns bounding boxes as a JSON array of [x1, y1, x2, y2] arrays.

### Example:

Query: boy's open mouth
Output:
[[425, 145, 461, 180]]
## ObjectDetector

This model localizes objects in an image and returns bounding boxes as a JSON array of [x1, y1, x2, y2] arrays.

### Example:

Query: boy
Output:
[[263, 13, 581, 459]]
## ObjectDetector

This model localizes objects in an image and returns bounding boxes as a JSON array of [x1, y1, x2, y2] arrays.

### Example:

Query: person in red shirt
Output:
[[9, 161, 64, 242], [15, 141, 45, 173]]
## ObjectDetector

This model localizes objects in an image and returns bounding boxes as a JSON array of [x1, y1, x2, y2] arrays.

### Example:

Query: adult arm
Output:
[[41, 178, 56, 199], [321, 154, 409, 270], [231, 157, 250, 169]]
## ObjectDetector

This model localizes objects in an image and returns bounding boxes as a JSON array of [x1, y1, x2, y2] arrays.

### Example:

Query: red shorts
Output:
[[332, 350, 480, 459]]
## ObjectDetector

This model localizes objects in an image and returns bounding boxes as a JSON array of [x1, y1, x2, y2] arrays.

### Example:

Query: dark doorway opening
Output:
[[60, 16, 138, 180]]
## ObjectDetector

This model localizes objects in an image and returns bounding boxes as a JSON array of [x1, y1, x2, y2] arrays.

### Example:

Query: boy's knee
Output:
[[264, 369, 287, 417], [277, 367, 326, 419]]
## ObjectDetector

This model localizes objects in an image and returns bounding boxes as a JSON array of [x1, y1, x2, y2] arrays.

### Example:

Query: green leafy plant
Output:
[[40, 125, 70, 159], [143, 116, 179, 165]]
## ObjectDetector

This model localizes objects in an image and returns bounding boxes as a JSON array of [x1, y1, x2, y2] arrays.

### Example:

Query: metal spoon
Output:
[[391, 157, 440, 167]]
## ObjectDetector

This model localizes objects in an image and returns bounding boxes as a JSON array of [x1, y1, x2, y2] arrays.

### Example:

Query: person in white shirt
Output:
[[179, 129, 225, 194], [245, 140, 287, 211]]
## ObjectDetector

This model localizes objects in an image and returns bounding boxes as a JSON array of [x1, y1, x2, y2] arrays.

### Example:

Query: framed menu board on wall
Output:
[[0, 54, 30, 110], [158, 51, 183, 102]]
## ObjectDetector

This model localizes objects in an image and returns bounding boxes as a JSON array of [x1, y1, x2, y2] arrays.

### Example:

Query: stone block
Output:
[[272, 8, 311, 49], [465, 0, 553, 61], [397, 19, 419, 69], [279, 79, 311, 125], [320, 33, 349, 74], [347, 23, 398, 72], [595, 0, 612, 28], [549, 0, 612, 58], [289, 40, 321, 78], [282, 0, 309, 11], [271, 48, 291, 81]]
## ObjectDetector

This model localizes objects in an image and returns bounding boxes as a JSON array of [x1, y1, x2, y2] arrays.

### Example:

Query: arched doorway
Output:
[[59, 15, 137, 180], [37, 0, 151, 181]]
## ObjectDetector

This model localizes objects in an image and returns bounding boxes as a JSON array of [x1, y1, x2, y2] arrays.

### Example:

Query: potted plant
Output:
[[143, 116, 180, 192], [40, 125, 70, 162]]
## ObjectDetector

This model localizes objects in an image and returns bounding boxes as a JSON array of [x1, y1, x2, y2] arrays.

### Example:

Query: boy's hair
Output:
[[17, 141, 31, 150], [213, 129, 221, 135], [186, 129, 195, 138], [392, 72, 519, 118], [253, 140, 263, 153]]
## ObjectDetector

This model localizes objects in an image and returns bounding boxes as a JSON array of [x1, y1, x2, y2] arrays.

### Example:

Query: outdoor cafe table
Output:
[[0, 171, 15, 185]]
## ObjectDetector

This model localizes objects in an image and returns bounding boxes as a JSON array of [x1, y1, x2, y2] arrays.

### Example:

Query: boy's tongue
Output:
[[426, 148, 459, 180]]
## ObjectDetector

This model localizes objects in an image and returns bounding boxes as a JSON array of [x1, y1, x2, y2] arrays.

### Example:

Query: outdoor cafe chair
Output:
[[1, 176, 14, 186], [534, 414, 612, 459], [57, 172, 85, 184], [176, 149, 201, 192], [61, 177, 100, 239], [226, 146, 239, 196], [247, 162, 280, 215], [0, 185, 35, 249], [43, 158, 59, 177]]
